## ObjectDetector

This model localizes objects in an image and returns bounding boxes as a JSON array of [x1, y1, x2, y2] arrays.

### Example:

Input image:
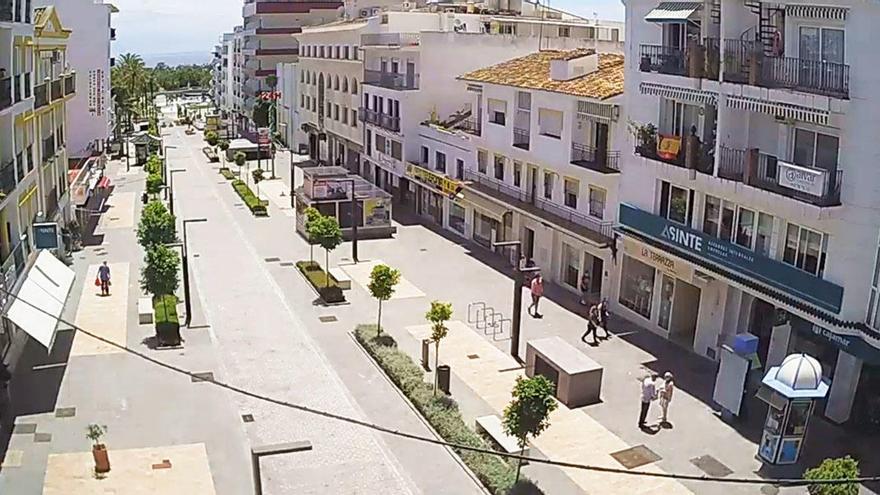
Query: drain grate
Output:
[[33, 433, 52, 443], [55, 407, 76, 418], [690, 455, 733, 477], [467, 354, 480, 359], [191, 372, 215, 383], [264, 257, 281, 263], [12, 423, 37, 435], [242, 414, 255, 423], [318, 315, 337, 323], [420, 248, 428, 252], [193, 254, 200, 258], [109, 217, 120, 221], [280, 262, 294, 267], [610, 445, 661, 469]]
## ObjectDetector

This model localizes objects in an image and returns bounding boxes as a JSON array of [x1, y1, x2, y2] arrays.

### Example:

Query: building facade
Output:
[[620, 0, 880, 427]]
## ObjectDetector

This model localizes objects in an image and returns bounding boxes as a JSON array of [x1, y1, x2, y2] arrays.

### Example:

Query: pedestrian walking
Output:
[[528, 272, 544, 318], [0, 363, 11, 432], [579, 272, 591, 305], [659, 372, 675, 425], [581, 304, 599, 345], [97, 261, 111, 296], [639, 373, 658, 428], [597, 299, 610, 339]]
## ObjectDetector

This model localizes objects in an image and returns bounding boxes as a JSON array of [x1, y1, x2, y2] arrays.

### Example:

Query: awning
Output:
[[459, 189, 510, 220], [5, 251, 76, 350], [645, 2, 702, 22]]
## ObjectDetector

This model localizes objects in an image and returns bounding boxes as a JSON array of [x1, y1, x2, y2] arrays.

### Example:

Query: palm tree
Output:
[[114, 53, 147, 118]]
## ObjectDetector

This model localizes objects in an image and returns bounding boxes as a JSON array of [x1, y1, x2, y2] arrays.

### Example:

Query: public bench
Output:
[[328, 267, 352, 290], [138, 297, 153, 325]]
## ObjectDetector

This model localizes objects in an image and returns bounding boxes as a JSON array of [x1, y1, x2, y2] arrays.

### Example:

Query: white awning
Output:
[[6, 251, 75, 350], [645, 2, 702, 22]]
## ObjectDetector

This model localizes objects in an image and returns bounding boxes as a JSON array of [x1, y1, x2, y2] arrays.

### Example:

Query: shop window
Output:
[[782, 223, 827, 277], [564, 178, 578, 209], [513, 161, 522, 187], [755, 212, 774, 256], [436, 151, 446, 173], [449, 203, 466, 234], [657, 275, 675, 330], [543, 171, 554, 200], [620, 255, 655, 319], [659, 181, 691, 226], [561, 242, 579, 289], [477, 149, 488, 174], [494, 154, 505, 181], [735, 207, 756, 248], [589, 186, 606, 219]]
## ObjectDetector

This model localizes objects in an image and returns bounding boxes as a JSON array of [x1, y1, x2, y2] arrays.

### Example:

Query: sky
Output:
[[111, 0, 624, 62]]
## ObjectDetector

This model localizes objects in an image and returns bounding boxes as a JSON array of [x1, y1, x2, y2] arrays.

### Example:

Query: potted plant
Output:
[[86, 424, 110, 474]]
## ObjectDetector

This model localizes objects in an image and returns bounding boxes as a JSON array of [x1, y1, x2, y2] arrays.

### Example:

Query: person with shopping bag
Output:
[[96, 261, 111, 296]]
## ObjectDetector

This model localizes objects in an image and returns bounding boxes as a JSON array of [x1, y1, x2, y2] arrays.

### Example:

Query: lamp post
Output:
[[493, 240, 540, 362], [168, 169, 185, 217], [163, 144, 178, 194], [330, 178, 358, 263], [182, 218, 207, 327]]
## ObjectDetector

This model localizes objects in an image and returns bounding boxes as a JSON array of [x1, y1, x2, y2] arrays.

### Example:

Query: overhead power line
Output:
[[2, 287, 875, 488]]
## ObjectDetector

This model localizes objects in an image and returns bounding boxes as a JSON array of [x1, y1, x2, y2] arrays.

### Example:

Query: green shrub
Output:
[[354, 325, 519, 494], [204, 130, 219, 146], [219, 168, 235, 180], [295, 261, 344, 303], [805, 456, 860, 495], [153, 294, 180, 346], [146, 173, 164, 195], [231, 179, 268, 216]]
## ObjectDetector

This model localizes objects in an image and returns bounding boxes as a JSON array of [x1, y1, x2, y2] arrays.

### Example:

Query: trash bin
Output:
[[437, 365, 451, 395]]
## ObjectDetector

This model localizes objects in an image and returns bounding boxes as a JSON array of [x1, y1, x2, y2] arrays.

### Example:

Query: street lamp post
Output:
[[163, 144, 178, 197], [330, 179, 359, 263], [182, 218, 207, 327], [168, 169, 185, 218], [493, 240, 541, 362]]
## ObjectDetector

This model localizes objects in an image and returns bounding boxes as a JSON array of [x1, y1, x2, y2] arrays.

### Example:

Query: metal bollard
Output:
[[421, 339, 431, 371]]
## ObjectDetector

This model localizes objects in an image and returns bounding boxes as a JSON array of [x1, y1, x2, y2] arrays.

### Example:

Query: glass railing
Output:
[[64, 73, 75, 95], [34, 82, 48, 108], [0, 77, 11, 111]]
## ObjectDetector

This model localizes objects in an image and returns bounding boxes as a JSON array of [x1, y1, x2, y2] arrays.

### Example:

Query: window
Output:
[[513, 161, 522, 187], [351, 80, 358, 94], [333, 75, 339, 90], [543, 171, 554, 199], [564, 178, 578, 208], [342, 106, 348, 124], [498, 23, 516, 35], [343, 46, 350, 59], [326, 75, 331, 88], [477, 149, 488, 174], [449, 203, 466, 234], [755, 212, 774, 256], [867, 233, 880, 330], [334, 46, 340, 58], [456, 158, 464, 180], [659, 97, 699, 137], [558, 26, 571, 37], [342, 77, 348, 92], [783, 223, 827, 276], [494, 154, 505, 181], [620, 256, 655, 319], [420, 146, 429, 165], [353, 46, 359, 60], [702, 195, 721, 237], [351, 109, 357, 125], [735, 207, 756, 248], [589, 187, 606, 219], [391, 140, 402, 160], [793, 128, 839, 171], [334, 104, 339, 121], [798, 27, 844, 65], [488, 99, 506, 125], [435, 152, 446, 173], [300, 71, 304, 83], [538, 108, 563, 139], [300, 94, 305, 108], [376, 134, 386, 154], [658, 181, 691, 225], [366, 129, 372, 156]]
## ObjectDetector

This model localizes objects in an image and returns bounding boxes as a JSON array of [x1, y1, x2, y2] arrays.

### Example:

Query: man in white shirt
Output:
[[639, 373, 659, 428]]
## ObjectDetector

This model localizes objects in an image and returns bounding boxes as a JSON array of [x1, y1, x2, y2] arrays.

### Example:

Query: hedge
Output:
[[153, 294, 181, 346], [219, 168, 236, 180], [231, 179, 268, 216], [296, 261, 345, 303], [355, 325, 535, 495]]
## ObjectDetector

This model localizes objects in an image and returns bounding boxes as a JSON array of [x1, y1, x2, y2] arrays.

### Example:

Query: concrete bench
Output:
[[526, 336, 603, 408], [475, 415, 528, 457], [138, 297, 153, 325], [329, 267, 352, 290]]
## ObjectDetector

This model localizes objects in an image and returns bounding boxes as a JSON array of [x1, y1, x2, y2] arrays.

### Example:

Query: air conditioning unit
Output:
[[401, 1, 415, 10], [359, 8, 370, 17]]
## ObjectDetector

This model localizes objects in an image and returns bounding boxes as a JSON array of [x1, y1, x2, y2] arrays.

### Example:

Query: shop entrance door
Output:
[[583, 253, 604, 298], [669, 279, 700, 349], [750, 299, 776, 366], [523, 227, 535, 260]]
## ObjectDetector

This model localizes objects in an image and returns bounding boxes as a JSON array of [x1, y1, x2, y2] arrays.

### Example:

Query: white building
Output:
[[36, 0, 116, 158], [212, 31, 237, 116], [620, 0, 880, 427]]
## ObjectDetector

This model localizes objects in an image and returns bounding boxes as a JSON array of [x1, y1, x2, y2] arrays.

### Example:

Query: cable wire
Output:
[[3, 286, 875, 488]]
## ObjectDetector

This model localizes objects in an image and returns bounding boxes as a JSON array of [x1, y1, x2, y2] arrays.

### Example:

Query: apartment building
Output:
[[0, 1, 76, 366], [36, 0, 116, 157], [620, 0, 879, 428], [236, 0, 341, 133]]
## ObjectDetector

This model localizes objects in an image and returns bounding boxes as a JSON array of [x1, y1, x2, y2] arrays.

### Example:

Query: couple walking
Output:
[[638, 372, 675, 429], [581, 300, 610, 345]]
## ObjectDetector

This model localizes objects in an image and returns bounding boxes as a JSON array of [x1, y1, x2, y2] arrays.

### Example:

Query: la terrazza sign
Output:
[[405, 163, 463, 198]]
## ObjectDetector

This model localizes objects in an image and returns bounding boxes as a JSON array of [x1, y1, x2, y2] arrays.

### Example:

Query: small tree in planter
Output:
[[308, 214, 343, 289], [503, 375, 558, 482], [204, 130, 219, 147], [252, 168, 265, 197], [426, 300, 453, 394], [140, 244, 180, 297], [137, 200, 176, 248], [805, 456, 860, 495], [218, 139, 229, 160], [86, 423, 110, 474], [368, 264, 400, 337], [304, 207, 321, 263], [146, 173, 163, 196], [234, 151, 247, 180]]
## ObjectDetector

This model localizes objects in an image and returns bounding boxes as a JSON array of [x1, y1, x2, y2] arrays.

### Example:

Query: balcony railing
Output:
[[51, 78, 62, 100], [0, 77, 11, 111], [457, 118, 481, 136], [361, 33, 420, 47], [718, 147, 842, 207], [363, 69, 419, 90], [463, 170, 614, 243], [15, 151, 23, 180], [361, 107, 399, 132], [570, 142, 620, 173], [0, 158, 15, 197], [13, 74, 21, 103], [42, 134, 55, 162], [25, 144, 33, 173], [64, 73, 75, 95], [639, 44, 687, 76], [634, 131, 714, 175], [722, 39, 849, 98], [23, 72, 31, 98], [513, 127, 530, 150], [34, 82, 48, 108]]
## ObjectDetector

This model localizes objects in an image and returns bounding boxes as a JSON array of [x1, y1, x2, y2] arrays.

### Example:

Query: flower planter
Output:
[[92, 443, 110, 473]]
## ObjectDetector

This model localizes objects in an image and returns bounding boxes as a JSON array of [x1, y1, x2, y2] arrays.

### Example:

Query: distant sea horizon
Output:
[[136, 51, 212, 67]]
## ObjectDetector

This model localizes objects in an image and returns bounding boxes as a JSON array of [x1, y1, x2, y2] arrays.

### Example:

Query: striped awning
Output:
[[785, 4, 847, 21], [640, 82, 718, 105], [645, 2, 702, 22], [725, 95, 829, 125], [576, 100, 618, 122]]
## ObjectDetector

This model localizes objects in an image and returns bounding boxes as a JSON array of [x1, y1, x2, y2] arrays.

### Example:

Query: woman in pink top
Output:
[[528, 273, 544, 318], [659, 372, 675, 424]]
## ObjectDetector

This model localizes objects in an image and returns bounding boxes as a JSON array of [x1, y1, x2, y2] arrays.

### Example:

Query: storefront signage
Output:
[[311, 180, 349, 200], [405, 163, 463, 198], [622, 238, 692, 280], [33, 223, 60, 250], [777, 161, 826, 197], [619, 204, 843, 313], [791, 317, 880, 365]]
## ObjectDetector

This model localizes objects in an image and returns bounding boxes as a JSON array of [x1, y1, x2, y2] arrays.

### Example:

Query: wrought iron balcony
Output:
[[634, 129, 714, 175], [457, 118, 481, 136], [361, 107, 399, 132], [570, 142, 620, 173], [638, 44, 687, 76], [363, 69, 419, 90]]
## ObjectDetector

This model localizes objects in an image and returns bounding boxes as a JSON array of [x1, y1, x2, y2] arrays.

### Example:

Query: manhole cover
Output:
[[467, 354, 480, 359], [12, 423, 37, 435], [420, 248, 428, 252], [33, 433, 52, 443], [110, 217, 120, 221], [690, 455, 733, 477], [264, 257, 281, 262], [55, 407, 76, 418], [193, 254, 200, 258], [319, 315, 337, 323], [242, 414, 255, 423], [280, 262, 294, 267], [191, 372, 214, 383], [610, 445, 661, 469]]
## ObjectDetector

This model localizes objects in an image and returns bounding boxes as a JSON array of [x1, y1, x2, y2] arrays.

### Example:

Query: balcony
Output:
[[23, 72, 30, 98], [0, 158, 15, 198], [463, 170, 614, 245], [717, 146, 842, 207], [0, 77, 11, 111], [245, 1, 343, 17], [254, 47, 299, 56], [634, 127, 714, 175], [50, 78, 62, 100], [722, 40, 849, 99], [13, 74, 21, 103], [638, 40, 720, 79], [255, 27, 302, 35], [63, 73, 75, 96], [570, 143, 620, 173], [361, 33, 420, 47], [512, 128, 530, 150], [360, 107, 400, 132], [457, 118, 481, 136], [363, 69, 419, 90], [0, 0, 11, 21]]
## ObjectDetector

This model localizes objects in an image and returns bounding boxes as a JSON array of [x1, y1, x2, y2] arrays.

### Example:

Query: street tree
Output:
[[426, 300, 453, 394], [304, 207, 321, 263], [218, 139, 229, 159], [140, 244, 181, 297], [805, 456, 860, 495], [503, 375, 558, 482], [137, 200, 176, 248], [252, 168, 265, 197], [368, 264, 400, 337], [307, 215, 343, 288], [204, 130, 219, 147], [234, 151, 247, 180], [146, 173, 163, 196]]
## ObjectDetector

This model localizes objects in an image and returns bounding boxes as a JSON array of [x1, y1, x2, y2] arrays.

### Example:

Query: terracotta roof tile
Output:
[[459, 49, 624, 100]]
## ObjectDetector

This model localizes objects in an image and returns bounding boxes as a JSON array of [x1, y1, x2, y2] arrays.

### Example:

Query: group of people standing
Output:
[[639, 372, 676, 429]]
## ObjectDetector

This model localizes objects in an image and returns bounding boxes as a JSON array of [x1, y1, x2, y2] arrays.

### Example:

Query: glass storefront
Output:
[[449, 202, 466, 234], [473, 211, 499, 249], [619, 255, 655, 319], [561, 242, 579, 289], [657, 274, 675, 330]]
